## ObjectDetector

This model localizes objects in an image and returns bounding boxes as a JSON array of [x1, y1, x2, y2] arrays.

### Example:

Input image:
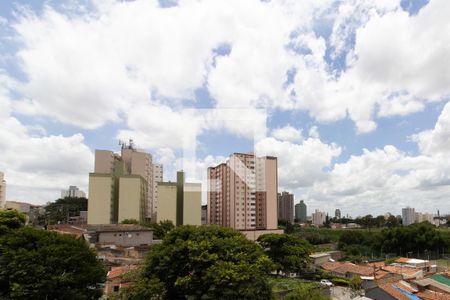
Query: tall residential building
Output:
[[295, 200, 307, 223], [157, 171, 201, 226], [88, 141, 163, 224], [0, 172, 6, 209], [312, 209, 326, 226], [152, 163, 163, 219], [402, 207, 415, 226], [61, 185, 86, 198], [207, 152, 278, 230], [335, 209, 341, 219], [415, 212, 434, 224], [278, 191, 294, 223]]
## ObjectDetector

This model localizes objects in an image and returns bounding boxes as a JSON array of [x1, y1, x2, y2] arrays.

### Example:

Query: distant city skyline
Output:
[[0, 1, 450, 216]]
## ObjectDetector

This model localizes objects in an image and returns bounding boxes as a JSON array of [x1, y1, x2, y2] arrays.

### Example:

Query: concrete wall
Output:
[[156, 183, 177, 224], [98, 230, 153, 247], [88, 174, 114, 224], [183, 183, 201, 225], [118, 176, 145, 223]]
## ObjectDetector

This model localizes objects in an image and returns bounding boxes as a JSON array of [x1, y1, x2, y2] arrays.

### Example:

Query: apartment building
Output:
[[312, 209, 326, 226], [278, 191, 294, 223], [0, 172, 5, 209], [156, 171, 201, 226], [402, 207, 415, 226], [61, 185, 86, 198], [88, 141, 162, 224], [295, 200, 307, 223], [207, 152, 278, 230]]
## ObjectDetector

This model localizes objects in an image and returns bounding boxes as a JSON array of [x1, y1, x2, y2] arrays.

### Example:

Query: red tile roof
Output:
[[416, 290, 450, 300], [378, 283, 412, 300], [107, 266, 139, 281]]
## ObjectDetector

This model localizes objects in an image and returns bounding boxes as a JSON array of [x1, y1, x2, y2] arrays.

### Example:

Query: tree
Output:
[[0, 209, 27, 231], [0, 227, 106, 299], [284, 284, 328, 300], [121, 219, 139, 224], [45, 197, 88, 224], [132, 225, 274, 300], [146, 220, 175, 239], [258, 233, 313, 275]]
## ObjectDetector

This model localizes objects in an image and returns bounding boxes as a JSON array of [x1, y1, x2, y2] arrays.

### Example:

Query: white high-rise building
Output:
[[402, 207, 415, 226], [0, 172, 6, 209], [61, 186, 86, 198], [312, 209, 326, 226]]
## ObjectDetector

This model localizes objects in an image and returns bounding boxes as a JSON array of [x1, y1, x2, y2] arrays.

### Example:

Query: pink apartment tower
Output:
[[207, 152, 278, 230]]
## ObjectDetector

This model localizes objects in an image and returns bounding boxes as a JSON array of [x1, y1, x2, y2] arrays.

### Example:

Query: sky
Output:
[[0, 0, 449, 217]]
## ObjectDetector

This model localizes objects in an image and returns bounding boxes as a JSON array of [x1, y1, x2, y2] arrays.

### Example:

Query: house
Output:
[[381, 265, 424, 280], [310, 252, 332, 266], [365, 281, 418, 300], [104, 265, 139, 295], [320, 261, 374, 279], [84, 224, 154, 247]]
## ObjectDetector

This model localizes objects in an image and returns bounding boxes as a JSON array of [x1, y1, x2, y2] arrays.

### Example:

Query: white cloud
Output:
[[256, 136, 341, 188], [271, 125, 303, 143]]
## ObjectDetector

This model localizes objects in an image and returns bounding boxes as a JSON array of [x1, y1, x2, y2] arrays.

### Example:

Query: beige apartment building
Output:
[[88, 141, 162, 224], [157, 171, 201, 226], [0, 172, 5, 209], [207, 152, 278, 230]]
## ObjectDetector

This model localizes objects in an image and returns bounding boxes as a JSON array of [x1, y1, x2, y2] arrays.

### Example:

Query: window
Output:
[[113, 286, 119, 292]]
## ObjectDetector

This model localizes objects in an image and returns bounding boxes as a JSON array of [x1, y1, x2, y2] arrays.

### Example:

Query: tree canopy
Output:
[[145, 220, 175, 239], [257, 233, 313, 275], [127, 225, 274, 300], [0, 209, 27, 231], [45, 197, 88, 224], [0, 227, 106, 299]]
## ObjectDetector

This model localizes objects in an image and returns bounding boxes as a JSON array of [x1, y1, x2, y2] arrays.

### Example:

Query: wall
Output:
[[156, 183, 177, 224], [183, 183, 201, 225], [88, 174, 114, 224], [118, 176, 145, 223], [98, 230, 153, 247]]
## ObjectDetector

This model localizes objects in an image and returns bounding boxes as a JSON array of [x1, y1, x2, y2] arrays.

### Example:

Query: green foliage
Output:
[[0, 227, 106, 299], [145, 220, 175, 239], [45, 197, 88, 224], [337, 223, 450, 258], [284, 283, 328, 300], [121, 277, 166, 300], [349, 276, 362, 291], [134, 225, 274, 300], [331, 278, 350, 286], [258, 233, 313, 274], [121, 219, 139, 224], [0, 209, 27, 231]]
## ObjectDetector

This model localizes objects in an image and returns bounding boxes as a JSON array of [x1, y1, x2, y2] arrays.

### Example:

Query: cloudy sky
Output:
[[0, 0, 449, 217]]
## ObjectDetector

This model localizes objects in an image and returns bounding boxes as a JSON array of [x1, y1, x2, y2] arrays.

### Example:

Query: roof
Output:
[[48, 224, 85, 239], [414, 278, 450, 294], [333, 264, 374, 276], [395, 257, 428, 265], [378, 282, 420, 300], [86, 224, 152, 233], [382, 266, 422, 278], [320, 261, 374, 276], [432, 275, 450, 287], [107, 265, 139, 281], [415, 290, 450, 300], [368, 261, 386, 268], [310, 252, 331, 259]]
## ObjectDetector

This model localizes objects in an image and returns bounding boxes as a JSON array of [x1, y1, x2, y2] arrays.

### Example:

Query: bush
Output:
[[332, 278, 350, 286]]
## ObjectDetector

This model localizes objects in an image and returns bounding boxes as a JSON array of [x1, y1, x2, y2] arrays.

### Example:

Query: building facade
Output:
[[207, 152, 278, 230], [88, 142, 162, 224], [278, 191, 294, 223], [312, 209, 326, 226], [402, 207, 415, 226], [0, 172, 5, 209], [335, 209, 341, 219], [61, 185, 86, 198], [156, 171, 201, 226], [295, 200, 307, 223]]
